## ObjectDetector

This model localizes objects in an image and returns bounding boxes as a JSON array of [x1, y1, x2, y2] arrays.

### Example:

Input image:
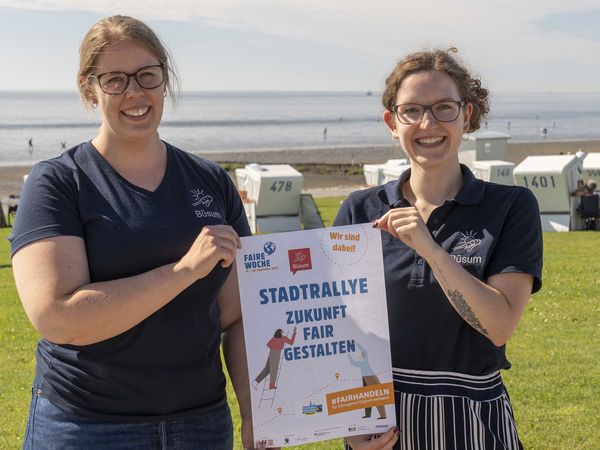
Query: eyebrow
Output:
[[396, 97, 461, 104]]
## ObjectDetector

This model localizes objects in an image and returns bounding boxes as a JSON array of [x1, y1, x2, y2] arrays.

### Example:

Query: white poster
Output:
[[236, 224, 395, 448]]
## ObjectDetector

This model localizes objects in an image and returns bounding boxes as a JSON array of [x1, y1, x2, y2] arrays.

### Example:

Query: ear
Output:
[[79, 75, 97, 106], [383, 110, 399, 138], [463, 102, 474, 132]]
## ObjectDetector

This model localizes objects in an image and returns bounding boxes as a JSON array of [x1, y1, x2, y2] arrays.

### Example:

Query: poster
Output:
[[236, 224, 395, 448]]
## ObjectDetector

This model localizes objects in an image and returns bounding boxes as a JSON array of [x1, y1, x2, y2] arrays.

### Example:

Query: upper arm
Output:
[[333, 197, 353, 227], [12, 236, 90, 336], [485, 188, 543, 293], [487, 271, 533, 318], [217, 263, 242, 331]]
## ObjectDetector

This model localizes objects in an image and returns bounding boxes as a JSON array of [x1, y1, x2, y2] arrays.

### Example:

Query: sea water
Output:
[[1, 91, 599, 165]]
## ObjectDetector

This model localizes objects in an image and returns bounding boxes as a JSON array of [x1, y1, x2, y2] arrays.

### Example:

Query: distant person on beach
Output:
[[28, 138, 33, 154], [323, 127, 327, 140], [10, 15, 253, 450], [60, 141, 67, 149], [335, 47, 542, 450], [583, 179, 597, 196]]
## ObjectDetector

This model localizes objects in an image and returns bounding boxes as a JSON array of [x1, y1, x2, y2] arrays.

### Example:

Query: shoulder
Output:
[[482, 182, 539, 210], [344, 185, 384, 207], [335, 184, 387, 226], [167, 143, 226, 172], [166, 143, 231, 183], [27, 143, 90, 186]]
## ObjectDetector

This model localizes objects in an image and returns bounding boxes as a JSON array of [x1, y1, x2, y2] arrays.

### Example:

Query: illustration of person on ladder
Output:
[[253, 326, 297, 390], [348, 342, 387, 420]]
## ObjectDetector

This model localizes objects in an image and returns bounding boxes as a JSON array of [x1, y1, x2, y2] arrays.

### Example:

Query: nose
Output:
[[124, 74, 144, 96], [419, 107, 438, 128]]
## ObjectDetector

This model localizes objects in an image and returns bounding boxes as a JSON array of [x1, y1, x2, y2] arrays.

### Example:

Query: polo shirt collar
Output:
[[455, 164, 485, 205], [376, 163, 485, 207]]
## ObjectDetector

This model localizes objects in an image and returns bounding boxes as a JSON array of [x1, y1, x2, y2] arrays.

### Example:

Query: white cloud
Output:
[[2, 0, 600, 91], [3, 1, 599, 49]]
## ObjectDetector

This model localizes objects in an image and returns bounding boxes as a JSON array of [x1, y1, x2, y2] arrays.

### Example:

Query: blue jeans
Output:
[[23, 386, 234, 450]]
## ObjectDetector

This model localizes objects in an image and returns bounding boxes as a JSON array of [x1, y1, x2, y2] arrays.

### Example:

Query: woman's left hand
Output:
[[345, 427, 399, 449], [373, 207, 436, 259], [242, 417, 281, 450]]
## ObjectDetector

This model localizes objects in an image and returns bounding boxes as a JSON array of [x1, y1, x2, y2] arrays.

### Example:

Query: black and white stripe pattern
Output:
[[394, 368, 522, 450], [344, 369, 523, 450]]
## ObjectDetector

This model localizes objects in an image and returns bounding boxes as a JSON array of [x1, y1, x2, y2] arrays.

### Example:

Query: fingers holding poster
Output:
[[236, 224, 396, 447]]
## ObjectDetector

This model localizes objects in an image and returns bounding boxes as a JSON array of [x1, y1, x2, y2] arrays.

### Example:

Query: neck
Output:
[[91, 129, 167, 191], [404, 163, 463, 209], [92, 129, 164, 169]]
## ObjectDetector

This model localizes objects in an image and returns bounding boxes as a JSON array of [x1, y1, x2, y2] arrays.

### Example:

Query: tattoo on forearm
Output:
[[432, 261, 489, 336], [447, 289, 489, 336]]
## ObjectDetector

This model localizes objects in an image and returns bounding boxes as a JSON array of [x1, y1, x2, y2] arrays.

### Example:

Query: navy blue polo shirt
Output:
[[10, 141, 251, 421], [334, 165, 542, 375]]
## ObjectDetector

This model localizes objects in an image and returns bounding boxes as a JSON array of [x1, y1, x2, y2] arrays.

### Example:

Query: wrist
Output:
[[419, 241, 443, 263]]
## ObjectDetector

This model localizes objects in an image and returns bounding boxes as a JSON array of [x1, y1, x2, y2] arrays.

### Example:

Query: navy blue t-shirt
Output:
[[10, 141, 251, 421], [334, 165, 543, 375]]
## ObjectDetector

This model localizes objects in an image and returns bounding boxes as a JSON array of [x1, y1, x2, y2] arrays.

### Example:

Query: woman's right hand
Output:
[[345, 427, 399, 449], [12, 225, 243, 346], [177, 225, 242, 279]]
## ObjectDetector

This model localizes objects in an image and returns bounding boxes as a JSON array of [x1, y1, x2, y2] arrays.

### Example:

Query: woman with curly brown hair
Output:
[[336, 48, 542, 449]]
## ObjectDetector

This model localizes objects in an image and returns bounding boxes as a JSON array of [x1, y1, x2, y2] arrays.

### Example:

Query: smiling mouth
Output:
[[416, 136, 445, 145], [122, 106, 150, 117]]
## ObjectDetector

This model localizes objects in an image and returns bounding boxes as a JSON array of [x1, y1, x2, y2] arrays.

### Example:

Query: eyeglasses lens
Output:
[[396, 102, 461, 124], [136, 67, 164, 89], [98, 66, 164, 94], [99, 74, 127, 94]]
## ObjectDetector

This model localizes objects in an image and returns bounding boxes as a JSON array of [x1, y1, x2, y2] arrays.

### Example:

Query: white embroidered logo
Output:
[[191, 189, 213, 207], [453, 231, 482, 253], [190, 188, 222, 219]]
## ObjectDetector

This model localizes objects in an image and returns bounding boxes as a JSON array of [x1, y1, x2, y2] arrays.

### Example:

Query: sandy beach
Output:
[[1, 139, 598, 204]]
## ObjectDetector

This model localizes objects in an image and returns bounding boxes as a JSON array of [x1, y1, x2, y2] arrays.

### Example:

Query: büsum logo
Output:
[[191, 189, 213, 207], [288, 248, 312, 275], [451, 231, 483, 265], [453, 231, 482, 253]]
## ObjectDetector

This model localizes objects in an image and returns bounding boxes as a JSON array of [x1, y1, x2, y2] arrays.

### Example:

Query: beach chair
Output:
[[299, 193, 324, 229]]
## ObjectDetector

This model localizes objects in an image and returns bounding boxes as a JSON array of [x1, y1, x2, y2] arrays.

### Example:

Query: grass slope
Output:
[[1, 210, 599, 449]]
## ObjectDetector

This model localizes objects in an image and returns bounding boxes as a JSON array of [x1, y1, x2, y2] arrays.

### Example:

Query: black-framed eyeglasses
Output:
[[392, 100, 465, 125], [91, 64, 165, 95]]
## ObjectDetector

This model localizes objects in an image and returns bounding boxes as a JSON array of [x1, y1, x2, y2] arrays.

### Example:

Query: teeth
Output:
[[123, 106, 149, 117], [417, 136, 444, 145]]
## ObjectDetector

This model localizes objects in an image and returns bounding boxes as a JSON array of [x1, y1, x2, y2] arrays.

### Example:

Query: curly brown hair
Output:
[[382, 48, 489, 132]]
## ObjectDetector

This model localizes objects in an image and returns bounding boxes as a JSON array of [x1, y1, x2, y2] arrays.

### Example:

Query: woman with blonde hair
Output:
[[11, 15, 253, 449]]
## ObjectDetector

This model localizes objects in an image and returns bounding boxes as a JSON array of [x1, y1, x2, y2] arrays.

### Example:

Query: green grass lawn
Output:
[[1, 203, 599, 449]]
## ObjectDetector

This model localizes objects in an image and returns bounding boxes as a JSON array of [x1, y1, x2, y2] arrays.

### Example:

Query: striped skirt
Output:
[[346, 369, 523, 450], [393, 368, 523, 450]]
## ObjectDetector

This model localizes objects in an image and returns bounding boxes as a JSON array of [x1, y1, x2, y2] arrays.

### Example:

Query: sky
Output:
[[0, 0, 599, 93]]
